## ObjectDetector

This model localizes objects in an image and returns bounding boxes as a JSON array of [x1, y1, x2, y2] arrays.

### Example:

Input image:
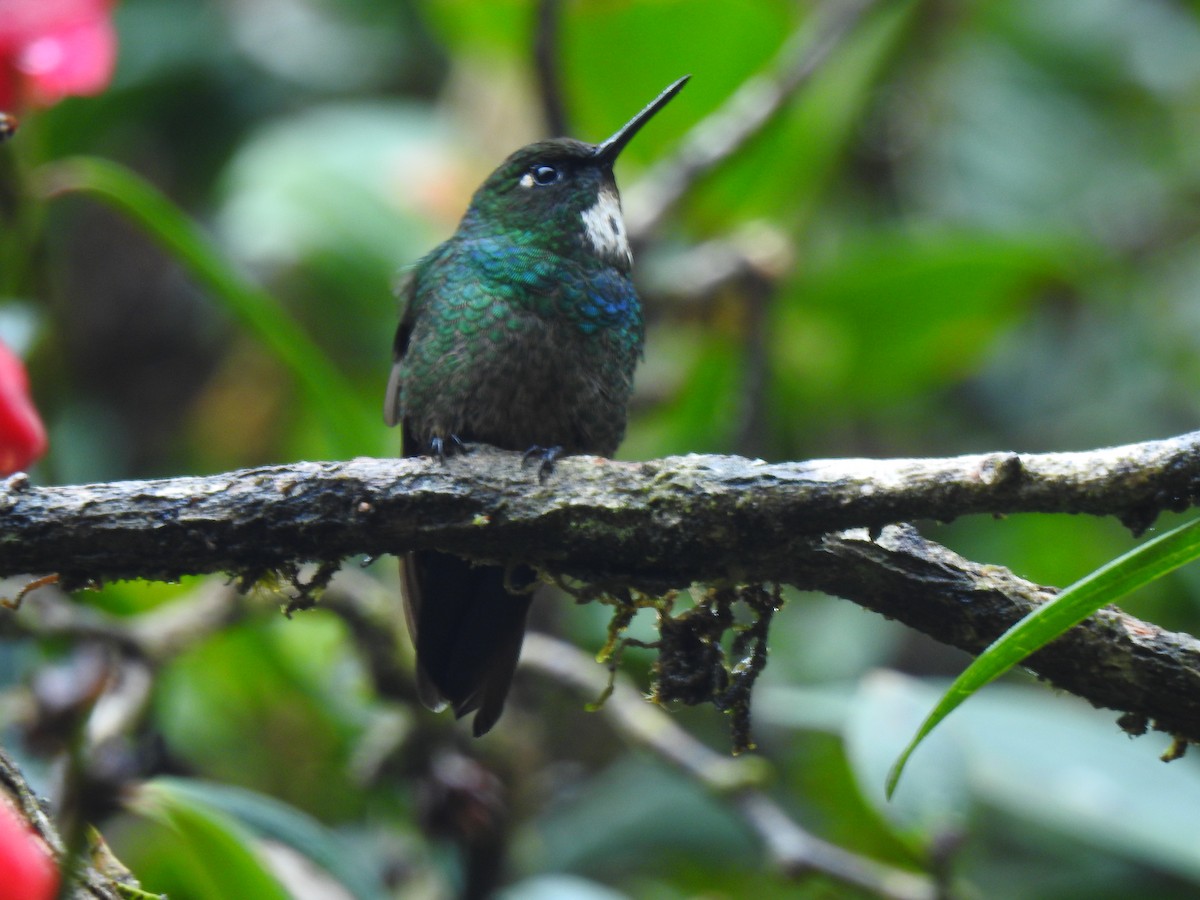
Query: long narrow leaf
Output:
[[36, 156, 375, 458], [150, 777, 387, 900], [887, 516, 1200, 798], [130, 780, 291, 900]]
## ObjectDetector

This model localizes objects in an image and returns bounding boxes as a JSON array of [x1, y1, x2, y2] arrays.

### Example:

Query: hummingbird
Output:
[[384, 76, 689, 735]]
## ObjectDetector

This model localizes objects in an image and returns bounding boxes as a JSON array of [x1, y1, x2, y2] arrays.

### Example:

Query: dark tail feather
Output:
[[401, 551, 534, 736]]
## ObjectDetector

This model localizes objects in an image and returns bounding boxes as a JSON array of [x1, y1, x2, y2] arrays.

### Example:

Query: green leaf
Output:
[[959, 685, 1200, 884], [147, 777, 386, 900], [773, 231, 1078, 413], [154, 618, 365, 820], [527, 756, 755, 873], [845, 672, 970, 846], [887, 515, 1200, 798], [129, 780, 291, 900], [35, 156, 375, 459]]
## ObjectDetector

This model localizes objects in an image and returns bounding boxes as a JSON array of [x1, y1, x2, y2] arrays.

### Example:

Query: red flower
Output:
[[0, 0, 117, 110], [0, 340, 47, 475], [0, 803, 58, 900]]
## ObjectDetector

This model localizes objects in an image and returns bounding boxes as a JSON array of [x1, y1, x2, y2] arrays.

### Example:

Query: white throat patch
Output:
[[580, 187, 632, 267]]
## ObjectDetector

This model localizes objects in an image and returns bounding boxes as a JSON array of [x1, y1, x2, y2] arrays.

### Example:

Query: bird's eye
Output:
[[531, 164, 560, 185]]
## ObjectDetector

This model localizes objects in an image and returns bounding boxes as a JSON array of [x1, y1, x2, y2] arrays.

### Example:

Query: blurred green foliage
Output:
[[890, 516, 1200, 799], [4, 0, 1200, 897]]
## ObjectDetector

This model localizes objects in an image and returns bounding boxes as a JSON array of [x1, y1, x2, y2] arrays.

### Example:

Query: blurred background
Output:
[[5, 0, 1200, 897]]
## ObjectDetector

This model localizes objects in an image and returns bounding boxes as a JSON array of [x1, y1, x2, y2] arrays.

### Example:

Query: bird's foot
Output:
[[430, 434, 470, 463], [522, 445, 564, 482]]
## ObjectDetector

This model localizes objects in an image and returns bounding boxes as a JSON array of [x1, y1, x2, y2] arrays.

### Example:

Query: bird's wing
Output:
[[383, 267, 418, 429]]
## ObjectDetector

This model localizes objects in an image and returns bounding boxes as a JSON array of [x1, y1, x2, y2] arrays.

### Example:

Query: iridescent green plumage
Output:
[[385, 77, 688, 734]]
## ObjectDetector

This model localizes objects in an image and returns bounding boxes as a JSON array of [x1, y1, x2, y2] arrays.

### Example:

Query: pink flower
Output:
[[0, 0, 117, 110], [0, 803, 58, 900], [0, 340, 47, 475]]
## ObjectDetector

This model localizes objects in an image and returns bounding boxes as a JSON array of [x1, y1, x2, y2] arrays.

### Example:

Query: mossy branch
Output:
[[2, 430, 1200, 742], [3, 431, 1199, 584]]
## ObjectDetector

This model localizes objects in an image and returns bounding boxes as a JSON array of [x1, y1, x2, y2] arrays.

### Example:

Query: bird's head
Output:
[[462, 75, 689, 270]]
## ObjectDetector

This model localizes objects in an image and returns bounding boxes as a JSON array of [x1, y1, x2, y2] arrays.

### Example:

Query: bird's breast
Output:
[[455, 313, 633, 453], [401, 243, 642, 454]]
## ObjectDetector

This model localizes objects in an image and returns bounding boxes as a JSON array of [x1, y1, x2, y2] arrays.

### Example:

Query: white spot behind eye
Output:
[[519, 172, 535, 188]]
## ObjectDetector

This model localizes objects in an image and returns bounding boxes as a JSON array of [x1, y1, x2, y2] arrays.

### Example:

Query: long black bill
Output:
[[593, 74, 690, 165]]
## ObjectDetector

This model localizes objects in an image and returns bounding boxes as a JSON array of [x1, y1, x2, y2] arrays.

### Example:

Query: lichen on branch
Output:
[[2, 432, 1200, 746]]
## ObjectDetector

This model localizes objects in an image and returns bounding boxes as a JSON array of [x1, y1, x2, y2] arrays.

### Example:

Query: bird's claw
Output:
[[522, 445, 564, 482], [430, 434, 469, 463]]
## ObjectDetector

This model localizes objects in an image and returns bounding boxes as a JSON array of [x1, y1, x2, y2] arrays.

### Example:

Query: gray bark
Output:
[[2, 431, 1199, 743]]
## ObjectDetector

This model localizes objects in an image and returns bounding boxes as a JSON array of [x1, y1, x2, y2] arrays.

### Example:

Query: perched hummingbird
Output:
[[384, 76, 689, 735]]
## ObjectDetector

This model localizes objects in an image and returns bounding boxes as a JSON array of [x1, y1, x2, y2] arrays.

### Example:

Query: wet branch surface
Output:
[[3, 430, 1200, 742]]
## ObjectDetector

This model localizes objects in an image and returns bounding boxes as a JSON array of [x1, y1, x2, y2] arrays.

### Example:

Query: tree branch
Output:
[[0, 744, 138, 898], [532, 0, 569, 136], [521, 633, 939, 900], [2, 431, 1196, 583], [626, 0, 880, 239], [805, 525, 1200, 745], [2, 431, 1200, 742]]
